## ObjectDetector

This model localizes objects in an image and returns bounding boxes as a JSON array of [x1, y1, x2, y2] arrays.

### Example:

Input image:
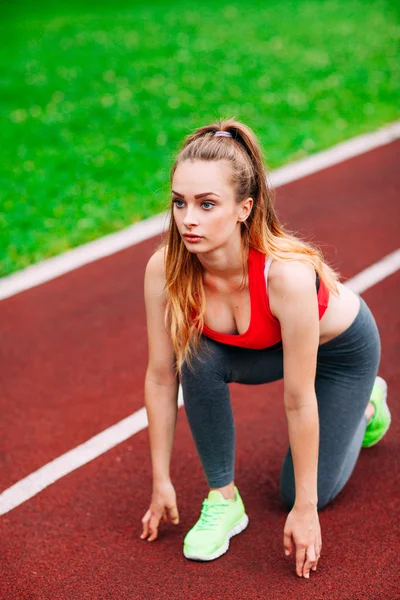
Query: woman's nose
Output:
[[183, 209, 198, 228]]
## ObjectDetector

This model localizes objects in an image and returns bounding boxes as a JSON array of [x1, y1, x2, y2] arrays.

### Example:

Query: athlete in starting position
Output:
[[140, 118, 391, 577]]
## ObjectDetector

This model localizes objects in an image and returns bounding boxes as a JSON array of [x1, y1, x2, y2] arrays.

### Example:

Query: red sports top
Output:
[[193, 246, 329, 349]]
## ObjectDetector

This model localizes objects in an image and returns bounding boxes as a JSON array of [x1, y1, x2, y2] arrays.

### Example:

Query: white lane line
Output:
[[0, 212, 170, 301], [1, 250, 399, 516], [1, 120, 399, 301], [269, 120, 400, 188], [0, 389, 185, 516], [345, 249, 400, 293]]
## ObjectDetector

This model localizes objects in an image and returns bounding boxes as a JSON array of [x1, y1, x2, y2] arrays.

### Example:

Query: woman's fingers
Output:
[[148, 513, 163, 541], [312, 541, 322, 570], [167, 504, 180, 525], [296, 544, 319, 578], [141, 504, 180, 541], [312, 531, 322, 570], [296, 546, 307, 577], [283, 529, 293, 556], [302, 545, 316, 578], [141, 510, 161, 541], [140, 509, 151, 539]]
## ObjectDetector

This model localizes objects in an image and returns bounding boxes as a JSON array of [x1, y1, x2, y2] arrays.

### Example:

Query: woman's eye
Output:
[[172, 199, 214, 210]]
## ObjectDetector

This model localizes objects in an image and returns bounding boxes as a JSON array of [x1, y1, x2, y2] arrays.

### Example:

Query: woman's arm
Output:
[[145, 375, 179, 483], [144, 248, 179, 484], [285, 405, 319, 508], [269, 259, 320, 506], [269, 259, 322, 577]]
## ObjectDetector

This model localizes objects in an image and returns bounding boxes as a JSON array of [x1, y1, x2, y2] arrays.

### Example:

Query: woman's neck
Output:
[[198, 244, 250, 289]]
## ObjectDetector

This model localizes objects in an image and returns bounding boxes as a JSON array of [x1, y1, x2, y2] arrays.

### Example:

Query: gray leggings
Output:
[[180, 296, 381, 510]]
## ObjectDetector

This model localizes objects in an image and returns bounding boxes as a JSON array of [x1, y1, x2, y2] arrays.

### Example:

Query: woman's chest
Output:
[[203, 282, 251, 335]]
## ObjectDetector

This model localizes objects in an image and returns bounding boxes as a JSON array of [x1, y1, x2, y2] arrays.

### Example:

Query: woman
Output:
[[140, 118, 391, 577]]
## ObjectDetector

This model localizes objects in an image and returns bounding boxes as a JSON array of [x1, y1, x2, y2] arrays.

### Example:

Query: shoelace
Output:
[[196, 499, 230, 531]]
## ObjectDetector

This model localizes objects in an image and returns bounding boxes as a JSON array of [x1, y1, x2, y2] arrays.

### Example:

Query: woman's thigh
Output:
[[179, 337, 284, 487]]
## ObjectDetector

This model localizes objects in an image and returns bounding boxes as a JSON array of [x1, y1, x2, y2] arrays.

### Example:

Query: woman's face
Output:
[[172, 159, 252, 252]]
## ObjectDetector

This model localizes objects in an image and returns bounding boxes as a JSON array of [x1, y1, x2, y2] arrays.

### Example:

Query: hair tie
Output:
[[214, 131, 232, 138]]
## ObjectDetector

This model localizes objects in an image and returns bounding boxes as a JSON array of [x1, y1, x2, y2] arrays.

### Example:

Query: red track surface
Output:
[[1, 141, 399, 599]]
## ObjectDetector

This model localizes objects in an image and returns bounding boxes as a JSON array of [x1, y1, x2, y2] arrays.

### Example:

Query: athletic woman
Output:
[[140, 119, 391, 577]]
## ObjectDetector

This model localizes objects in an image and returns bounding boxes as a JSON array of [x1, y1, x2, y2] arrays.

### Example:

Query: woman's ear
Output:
[[238, 197, 253, 222]]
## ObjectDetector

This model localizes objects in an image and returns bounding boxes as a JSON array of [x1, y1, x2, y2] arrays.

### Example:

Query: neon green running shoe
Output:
[[183, 486, 249, 561], [362, 376, 391, 448]]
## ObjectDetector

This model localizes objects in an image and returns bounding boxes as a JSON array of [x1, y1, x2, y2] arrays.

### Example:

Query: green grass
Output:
[[1, 0, 399, 276]]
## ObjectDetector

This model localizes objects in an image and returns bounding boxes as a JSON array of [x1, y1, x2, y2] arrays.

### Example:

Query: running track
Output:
[[1, 141, 399, 599]]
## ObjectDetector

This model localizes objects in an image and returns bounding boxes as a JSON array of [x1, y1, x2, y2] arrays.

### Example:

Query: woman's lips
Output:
[[183, 235, 202, 242]]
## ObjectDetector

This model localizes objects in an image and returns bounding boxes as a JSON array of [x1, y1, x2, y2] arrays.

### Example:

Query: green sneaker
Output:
[[183, 486, 249, 561], [362, 376, 391, 448]]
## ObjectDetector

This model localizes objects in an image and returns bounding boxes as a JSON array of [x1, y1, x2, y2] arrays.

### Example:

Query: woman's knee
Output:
[[279, 484, 335, 511], [279, 462, 336, 511]]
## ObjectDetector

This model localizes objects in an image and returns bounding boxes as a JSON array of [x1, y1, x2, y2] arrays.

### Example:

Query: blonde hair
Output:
[[156, 118, 340, 375]]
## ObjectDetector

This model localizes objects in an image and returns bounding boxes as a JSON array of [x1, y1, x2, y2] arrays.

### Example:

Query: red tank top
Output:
[[193, 246, 329, 349]]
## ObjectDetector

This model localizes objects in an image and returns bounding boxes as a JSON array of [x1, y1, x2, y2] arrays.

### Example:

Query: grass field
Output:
[[1, 0, 399, 276]]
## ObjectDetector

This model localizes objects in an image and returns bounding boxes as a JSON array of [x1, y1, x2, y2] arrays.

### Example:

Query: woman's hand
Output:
[[140, 479, 180, 542], [283, 504, 322, 577]]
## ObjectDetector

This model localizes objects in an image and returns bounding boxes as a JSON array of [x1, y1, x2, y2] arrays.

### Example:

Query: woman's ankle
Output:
[[209, 481, 236, 500]]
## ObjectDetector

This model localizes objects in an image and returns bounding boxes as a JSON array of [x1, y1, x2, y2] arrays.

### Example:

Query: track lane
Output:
[[1, 273, 398, 600], [0, 141, 399, 496]]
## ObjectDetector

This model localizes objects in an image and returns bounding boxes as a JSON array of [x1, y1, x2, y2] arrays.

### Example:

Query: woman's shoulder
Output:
[[146, 245, 167, 271], [144, 246, 167, 292], [267, 259, 319, 322], [268, 258, 316, 294]]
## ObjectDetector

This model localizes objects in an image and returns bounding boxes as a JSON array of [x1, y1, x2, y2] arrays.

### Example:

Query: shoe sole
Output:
[[363, 376, 391, 448], [183, 513, 249, 561]]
